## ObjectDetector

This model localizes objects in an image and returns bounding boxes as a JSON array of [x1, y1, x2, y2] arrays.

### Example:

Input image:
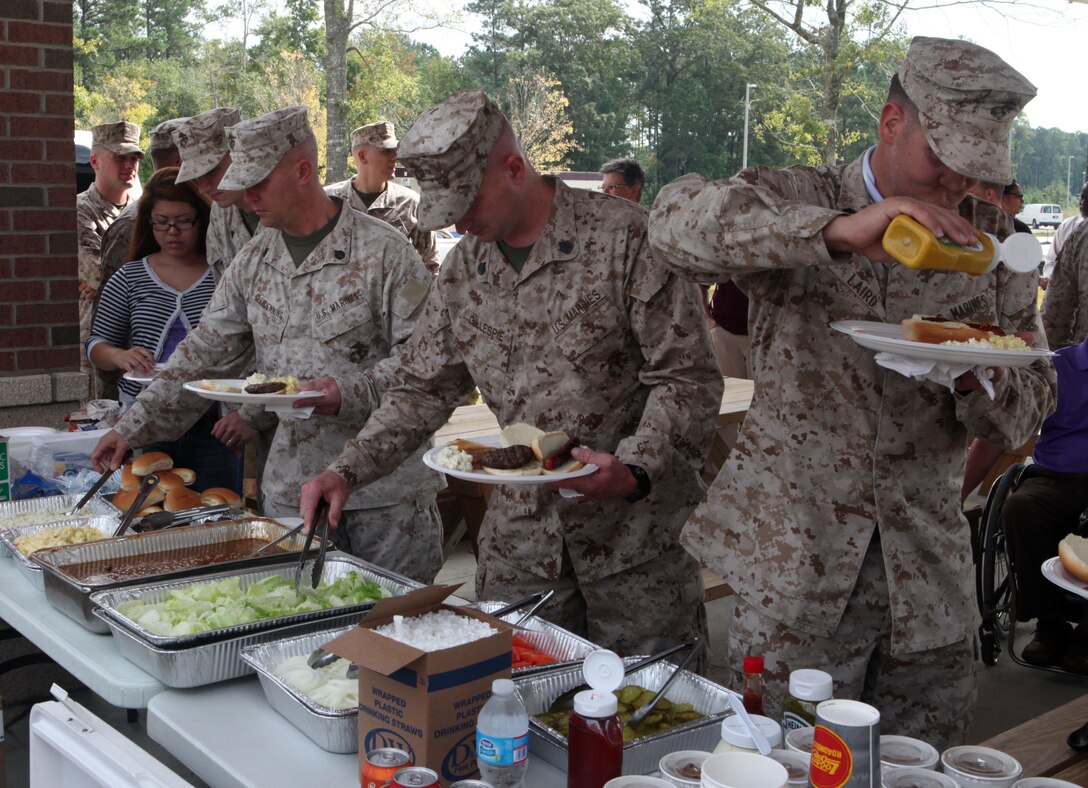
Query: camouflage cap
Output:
[[218, 106, 315, 191], [399, 90, 505, 231], [91, 121, 144, 158], [173, 107, 242, 184], [899, 36, 1036, 184], [351, 120, 398, 151], [149, 117, 187, 151]]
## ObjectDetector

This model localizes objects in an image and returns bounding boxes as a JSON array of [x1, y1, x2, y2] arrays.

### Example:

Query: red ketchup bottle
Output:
[[567, 650, 624, 788], [742, 655, 765, 716]]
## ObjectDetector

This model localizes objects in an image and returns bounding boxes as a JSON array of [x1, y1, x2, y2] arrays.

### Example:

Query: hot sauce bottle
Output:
[[567, 650, 624, 788], [742, 655, 765, 716]]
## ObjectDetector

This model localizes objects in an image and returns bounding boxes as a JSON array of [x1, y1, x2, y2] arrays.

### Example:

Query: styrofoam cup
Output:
[[700, 752, 788, 788]]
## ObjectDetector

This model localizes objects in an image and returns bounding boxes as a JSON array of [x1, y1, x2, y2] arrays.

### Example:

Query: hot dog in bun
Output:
[[1059, 534, 1088, 583], [532, 431, 584, 474], [900, 314, 1028, 350]]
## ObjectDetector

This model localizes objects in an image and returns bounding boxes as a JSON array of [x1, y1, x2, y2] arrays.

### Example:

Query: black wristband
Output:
[[624, 464, 652, 503]]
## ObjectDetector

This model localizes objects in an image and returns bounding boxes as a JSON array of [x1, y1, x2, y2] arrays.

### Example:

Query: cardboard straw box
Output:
[[326, 584, 513, 786]]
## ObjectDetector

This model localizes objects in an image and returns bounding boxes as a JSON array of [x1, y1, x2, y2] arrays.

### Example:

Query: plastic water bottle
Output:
[[476, 678, 529, 787]]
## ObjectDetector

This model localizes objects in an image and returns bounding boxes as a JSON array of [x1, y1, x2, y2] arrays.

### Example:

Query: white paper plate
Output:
[[831, 320, 1052, 368], [1041, 556, 1088, 600], [123, 364, 166, 385], [182, 380, 323, 406], [423, 436, 598, 485]]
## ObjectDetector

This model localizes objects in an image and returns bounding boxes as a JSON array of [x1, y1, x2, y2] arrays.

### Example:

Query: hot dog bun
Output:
[[900, 315, 1003, 345], [155, 471, 188, 491], [500, 423, 544, 448], [1059, 534, 1088, 583], [132, 451, 173, 476], [114, 486, 165, 512], [172, 467, 196, 484], [119, 464, 139, 491], [532, 431, 584, 473], [482, 463, 542, 477]]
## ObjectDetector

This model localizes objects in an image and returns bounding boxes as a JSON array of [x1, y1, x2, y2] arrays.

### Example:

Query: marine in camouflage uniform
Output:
[[303, 91, 721, 663], [173, 108, 268, 281], [325, 121, 440, 275], [1042, 220, 1088, 349], [649, 37, 1056, 748], [94, 108, 446, 583], [77, 121, 143, 382]]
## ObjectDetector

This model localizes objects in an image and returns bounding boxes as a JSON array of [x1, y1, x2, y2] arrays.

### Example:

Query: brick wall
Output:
[[0, 1, 86, 420]]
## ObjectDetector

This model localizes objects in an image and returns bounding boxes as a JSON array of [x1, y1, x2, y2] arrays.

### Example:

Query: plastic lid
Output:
[[743, 655, 764, 673], [573, 689, 618, 718], [491, 678, 514, 696], [720, 714, 783, 749], [582, 649, 624, 693], [1000, 231, 1043, 274], [787, 669, 833, 701]]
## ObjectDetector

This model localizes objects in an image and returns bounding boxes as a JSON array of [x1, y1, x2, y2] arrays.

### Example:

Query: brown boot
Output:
[[1022, 619, 1071, 666], [1061, 626, 1088, 674]]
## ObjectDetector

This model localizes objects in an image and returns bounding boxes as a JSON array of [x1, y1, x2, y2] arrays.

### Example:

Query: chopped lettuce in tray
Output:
[[116, 572, 392, 637]]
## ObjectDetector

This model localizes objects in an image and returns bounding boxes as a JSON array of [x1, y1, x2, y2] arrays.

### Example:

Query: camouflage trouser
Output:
[[727, 532, 978, 752], [476, 542, 709, 673], [265, 495, 444, 585], [78, 298, 94, 375]]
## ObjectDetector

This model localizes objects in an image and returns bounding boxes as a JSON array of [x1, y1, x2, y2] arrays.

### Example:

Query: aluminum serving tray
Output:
[[0, 517, 118, 592], [0, 494, 119, 542], [517, 657, 736, 775], [90, 555, 420, 648], [240, 624, 358, 753], [94, 608, 367, 688], [472, 600, 596, 676], [33, 518, 325, 633]]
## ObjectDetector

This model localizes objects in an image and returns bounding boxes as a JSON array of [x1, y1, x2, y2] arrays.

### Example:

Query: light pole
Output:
[[742, 83, 757, 170], [1068, 155, 1076, 201]]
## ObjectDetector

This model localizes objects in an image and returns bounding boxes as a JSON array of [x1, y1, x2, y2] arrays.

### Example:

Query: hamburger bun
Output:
[[138, 505, 164, 516], [500, 422, 544, 448], [1059, 534, 1088, 583], [156, 471, 188, 491], [119, 464, 139, 491], [201, 487, 243, 509], [114, 486, 165, 512], [132, 451, 173, 476], [482, 463, 542, 477], [165, 486, 203, 512], [172, 467, 196, 484]]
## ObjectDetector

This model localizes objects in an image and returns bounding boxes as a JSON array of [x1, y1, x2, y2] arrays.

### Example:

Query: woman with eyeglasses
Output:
[[87, 166, 238, 492]]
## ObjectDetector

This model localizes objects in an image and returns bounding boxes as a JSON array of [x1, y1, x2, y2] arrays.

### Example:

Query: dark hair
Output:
[[1003, 180, 1022, 196], [600, 157, 645, 189], [128, 167, 211, 261], [886, 73, 918, 113]]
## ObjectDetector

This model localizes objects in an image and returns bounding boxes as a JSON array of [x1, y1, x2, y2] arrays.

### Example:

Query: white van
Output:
[[1017, 203, 1063, 228]]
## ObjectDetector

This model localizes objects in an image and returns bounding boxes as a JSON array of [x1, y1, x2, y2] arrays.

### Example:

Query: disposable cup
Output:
[[603, 777, 673, 788], [811, 699, 880, 787], [700, 751, 788, 788]]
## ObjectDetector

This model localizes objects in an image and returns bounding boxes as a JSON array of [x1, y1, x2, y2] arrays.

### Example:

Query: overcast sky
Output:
[[409, 0, 1088, 134]]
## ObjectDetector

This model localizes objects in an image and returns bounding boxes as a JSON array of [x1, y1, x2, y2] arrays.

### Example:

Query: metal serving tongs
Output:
[[255, 521, 305, 555], [548, 640, 696, 713], [487, 589, 555, 627], [139, 504, 232, 531], [112, 474, 160, 537], [293, 501, 329, 593], [66, 466, 116, 516], [627, 637, 703, 729]]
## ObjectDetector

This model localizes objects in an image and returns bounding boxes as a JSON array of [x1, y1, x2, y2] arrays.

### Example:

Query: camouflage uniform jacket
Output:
[[206, 202, 268, 281], [77, 184, 127, 291], [112, 204, 442, 510], [1042, 220, 1088, 348], [98, 200, 138, 293], [648, 158, 1056, 654], [325, 179, 439, 274], [330, 179, 722, 582]]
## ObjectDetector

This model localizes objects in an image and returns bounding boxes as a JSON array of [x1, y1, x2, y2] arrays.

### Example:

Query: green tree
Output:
[[251, 0, 325, 66], [500, 72, 578, 171], [74, 0, 142, 88]]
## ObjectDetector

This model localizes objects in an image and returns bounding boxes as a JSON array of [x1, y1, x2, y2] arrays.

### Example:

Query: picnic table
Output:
[[981, 691, 1088, 783]]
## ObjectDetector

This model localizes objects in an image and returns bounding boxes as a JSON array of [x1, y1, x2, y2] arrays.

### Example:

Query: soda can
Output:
[[809, 699, 880, 788], [449, 782, 494, 788], [362, 748, 413, 788], [391, 766, 441, 788]]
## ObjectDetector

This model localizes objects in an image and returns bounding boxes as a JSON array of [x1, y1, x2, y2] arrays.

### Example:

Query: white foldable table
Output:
[[0, 556, 165, 708], [148, 678, 567, 788]]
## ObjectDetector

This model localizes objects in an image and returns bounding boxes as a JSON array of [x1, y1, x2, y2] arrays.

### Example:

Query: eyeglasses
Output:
[[150, 219, 197, 232], [601, 183, 630, 193]]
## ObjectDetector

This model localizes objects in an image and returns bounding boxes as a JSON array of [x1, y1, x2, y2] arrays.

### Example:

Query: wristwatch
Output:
[[624, 464, 652, 503]]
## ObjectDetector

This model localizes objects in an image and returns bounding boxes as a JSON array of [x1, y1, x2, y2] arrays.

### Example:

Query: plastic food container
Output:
[[883, 767, 959, 788], [881, 735, 940, 771], [657, 749, 711, 787], [941, 746, 1022, 787], [767, 748, 810, 786], [784, 726, 814, 754]]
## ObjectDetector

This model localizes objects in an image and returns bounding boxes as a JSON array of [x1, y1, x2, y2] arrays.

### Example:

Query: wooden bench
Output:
[[981, 691, 1088, 780]]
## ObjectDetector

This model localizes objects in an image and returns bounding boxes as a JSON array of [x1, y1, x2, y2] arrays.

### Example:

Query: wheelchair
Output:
[[975, 462, 1088, 668]]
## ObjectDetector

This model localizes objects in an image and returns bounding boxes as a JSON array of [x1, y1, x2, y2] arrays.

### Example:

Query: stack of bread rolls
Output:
[[115, 451, 243, 517]]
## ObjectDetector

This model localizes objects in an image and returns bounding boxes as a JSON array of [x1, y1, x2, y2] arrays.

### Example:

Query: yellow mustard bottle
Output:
[[881, 214, 1039, 275]]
